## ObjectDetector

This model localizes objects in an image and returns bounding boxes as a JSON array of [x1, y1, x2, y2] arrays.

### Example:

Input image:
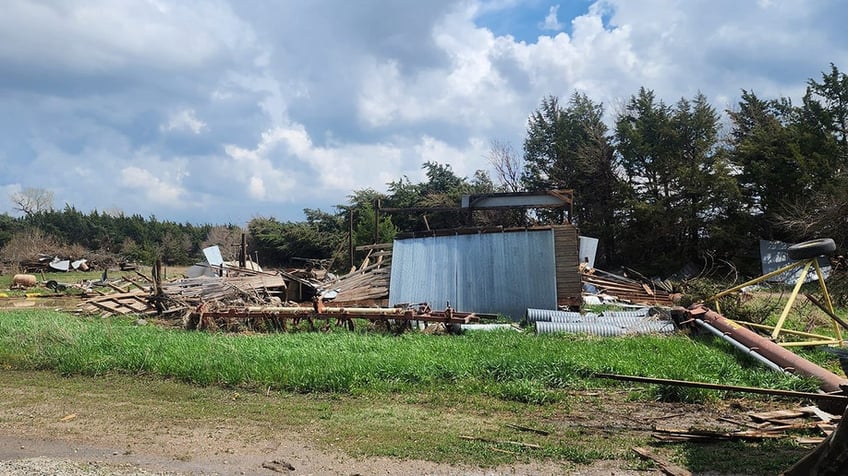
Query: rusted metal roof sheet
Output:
[[389, 228, 558, 320]]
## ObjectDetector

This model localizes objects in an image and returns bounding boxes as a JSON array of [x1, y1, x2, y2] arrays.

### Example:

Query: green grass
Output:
[[0, 309, 829, 402], [0, 268, 154, 297], [0, 309, 835, 473]]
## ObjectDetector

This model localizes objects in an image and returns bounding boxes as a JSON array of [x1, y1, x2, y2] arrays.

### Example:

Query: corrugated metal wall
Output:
[[389, 228, 560, 320]]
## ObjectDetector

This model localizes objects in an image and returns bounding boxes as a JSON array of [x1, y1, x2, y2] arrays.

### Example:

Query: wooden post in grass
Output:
[[783, 402, 848, 475]]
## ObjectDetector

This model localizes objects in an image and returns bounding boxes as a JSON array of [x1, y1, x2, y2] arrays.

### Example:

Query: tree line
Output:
[[2, 64, 846, 277]]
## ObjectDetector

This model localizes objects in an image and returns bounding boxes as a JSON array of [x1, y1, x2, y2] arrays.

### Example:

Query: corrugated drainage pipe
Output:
[[535, 320, 674, 336], [695, 319, 788, 374], [549, 315, 654, 325], [526, 309, 596, 323], [603, 309, 651, 318]]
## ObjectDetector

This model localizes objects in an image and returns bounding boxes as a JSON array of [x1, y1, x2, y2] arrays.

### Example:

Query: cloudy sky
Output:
[[1, 0, 846, 226]]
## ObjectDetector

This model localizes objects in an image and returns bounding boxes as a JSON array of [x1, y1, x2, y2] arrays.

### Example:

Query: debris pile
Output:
[[20, 254, 90, 272], [581, 266, 676, 306], [77, 267, 287, 318], [652, 406, 839, 445], [291, 243, 392, 306], [316, 262, 390, 305]]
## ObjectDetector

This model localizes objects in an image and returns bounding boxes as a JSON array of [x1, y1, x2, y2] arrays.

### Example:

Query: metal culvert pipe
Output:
[[526, 309, 595, 323], [603, 309, 651, 318], [549, 315, 654, 325], [535, 320, 675, 336], [550, 314, 605, 323], [536, 321, 622, 336], [688, 304, 848, 394]]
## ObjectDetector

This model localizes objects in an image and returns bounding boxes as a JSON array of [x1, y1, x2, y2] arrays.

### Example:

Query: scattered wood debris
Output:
[[321, 263, 390, 305], [303, 243, 392, 306], [581, 267, 676, 307], [650, 405, 840, 444], [77, 266, 287, 318], [78, 290, 154, 317], [632, 446, 692, 476]]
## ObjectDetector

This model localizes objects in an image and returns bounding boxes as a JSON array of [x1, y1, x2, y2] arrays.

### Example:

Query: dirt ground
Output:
[[0, 371, 813, 476], [0, 414, 635, 476]]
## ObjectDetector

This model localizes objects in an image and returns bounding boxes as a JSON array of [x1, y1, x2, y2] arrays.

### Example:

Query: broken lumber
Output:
[[632, 447, 692, 476], [784, 400, 848, 475]]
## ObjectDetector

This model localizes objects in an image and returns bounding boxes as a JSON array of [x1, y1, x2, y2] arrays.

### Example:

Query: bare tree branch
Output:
[[9, 187, 54, 216], [775, 194, 848, 248], [487, 139, 523, 193]]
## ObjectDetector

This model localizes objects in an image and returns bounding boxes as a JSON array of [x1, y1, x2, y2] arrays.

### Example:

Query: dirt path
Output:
[[0, 370, 811, 475], [1, 424, 594, 476], [0, 372, 644, 475]]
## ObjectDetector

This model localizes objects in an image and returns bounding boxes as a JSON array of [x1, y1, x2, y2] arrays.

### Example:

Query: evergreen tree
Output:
[[521, 93, 621, 264]]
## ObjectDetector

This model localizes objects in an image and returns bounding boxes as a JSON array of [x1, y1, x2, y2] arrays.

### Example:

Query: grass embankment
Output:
[[0, 309, 836, 473], [0, 310, 825, 400]]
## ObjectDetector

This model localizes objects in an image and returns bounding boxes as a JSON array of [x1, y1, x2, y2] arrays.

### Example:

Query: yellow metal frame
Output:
[[710, 257, 842, 347]]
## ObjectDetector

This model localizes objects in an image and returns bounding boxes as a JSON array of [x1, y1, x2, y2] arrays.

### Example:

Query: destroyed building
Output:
[[385, 191, 581, 320]]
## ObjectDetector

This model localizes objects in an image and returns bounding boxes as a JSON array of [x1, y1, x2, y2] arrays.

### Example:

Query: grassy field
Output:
[[0, 309, 829, 399], [0, 307, 840, 473]]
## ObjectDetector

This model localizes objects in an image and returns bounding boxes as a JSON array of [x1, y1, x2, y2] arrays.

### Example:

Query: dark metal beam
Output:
[[592, 372, 848, 406]]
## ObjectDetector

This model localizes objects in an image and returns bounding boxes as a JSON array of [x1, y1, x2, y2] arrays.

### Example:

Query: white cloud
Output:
[[119, 165, 187, 205], [247, 176, 266, 199], [1, 0, 847, 226], [541, 5, 564, 31], [0, 0, 259, 75], [162, 109, 207, 134], [0, 183, 22, 216]]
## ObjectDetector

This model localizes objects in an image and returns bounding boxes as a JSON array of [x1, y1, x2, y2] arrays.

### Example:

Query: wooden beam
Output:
[[632, 447, 692, 476]]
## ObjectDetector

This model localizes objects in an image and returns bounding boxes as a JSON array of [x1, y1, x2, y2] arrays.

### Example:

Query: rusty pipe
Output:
[[246, 306, 407, 315], [688, 304, 848, 394]]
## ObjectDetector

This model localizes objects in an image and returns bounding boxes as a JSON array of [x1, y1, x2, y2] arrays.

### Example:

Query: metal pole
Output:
[[373, 198, 380, 244], [348, 207, 354, 270], [695, 319, 787, 373], [688, 304, 848, 394], [592, 372, 848, 406], [813, 259, 843, 345], [711, 260, 806, 302], [772, 260, 812, 340]]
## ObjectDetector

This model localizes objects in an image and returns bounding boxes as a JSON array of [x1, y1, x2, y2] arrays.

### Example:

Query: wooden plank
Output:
[[122, 276, 149, 291], [801, 406, 838, 423], [119, 299, 151, 313], [748, 409, 807, 422], [632, 447, 692, 476], [796, 437, 826, 445], [355, 243, 393, 251], [106, 282, 130, 293], [89, 300, 124, 313], [817, 423, 836, 435], [553, 224, 581, 305]]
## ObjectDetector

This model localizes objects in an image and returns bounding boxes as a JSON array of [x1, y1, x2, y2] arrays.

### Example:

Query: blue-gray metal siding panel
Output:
[[389, 230, 557, 319]]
